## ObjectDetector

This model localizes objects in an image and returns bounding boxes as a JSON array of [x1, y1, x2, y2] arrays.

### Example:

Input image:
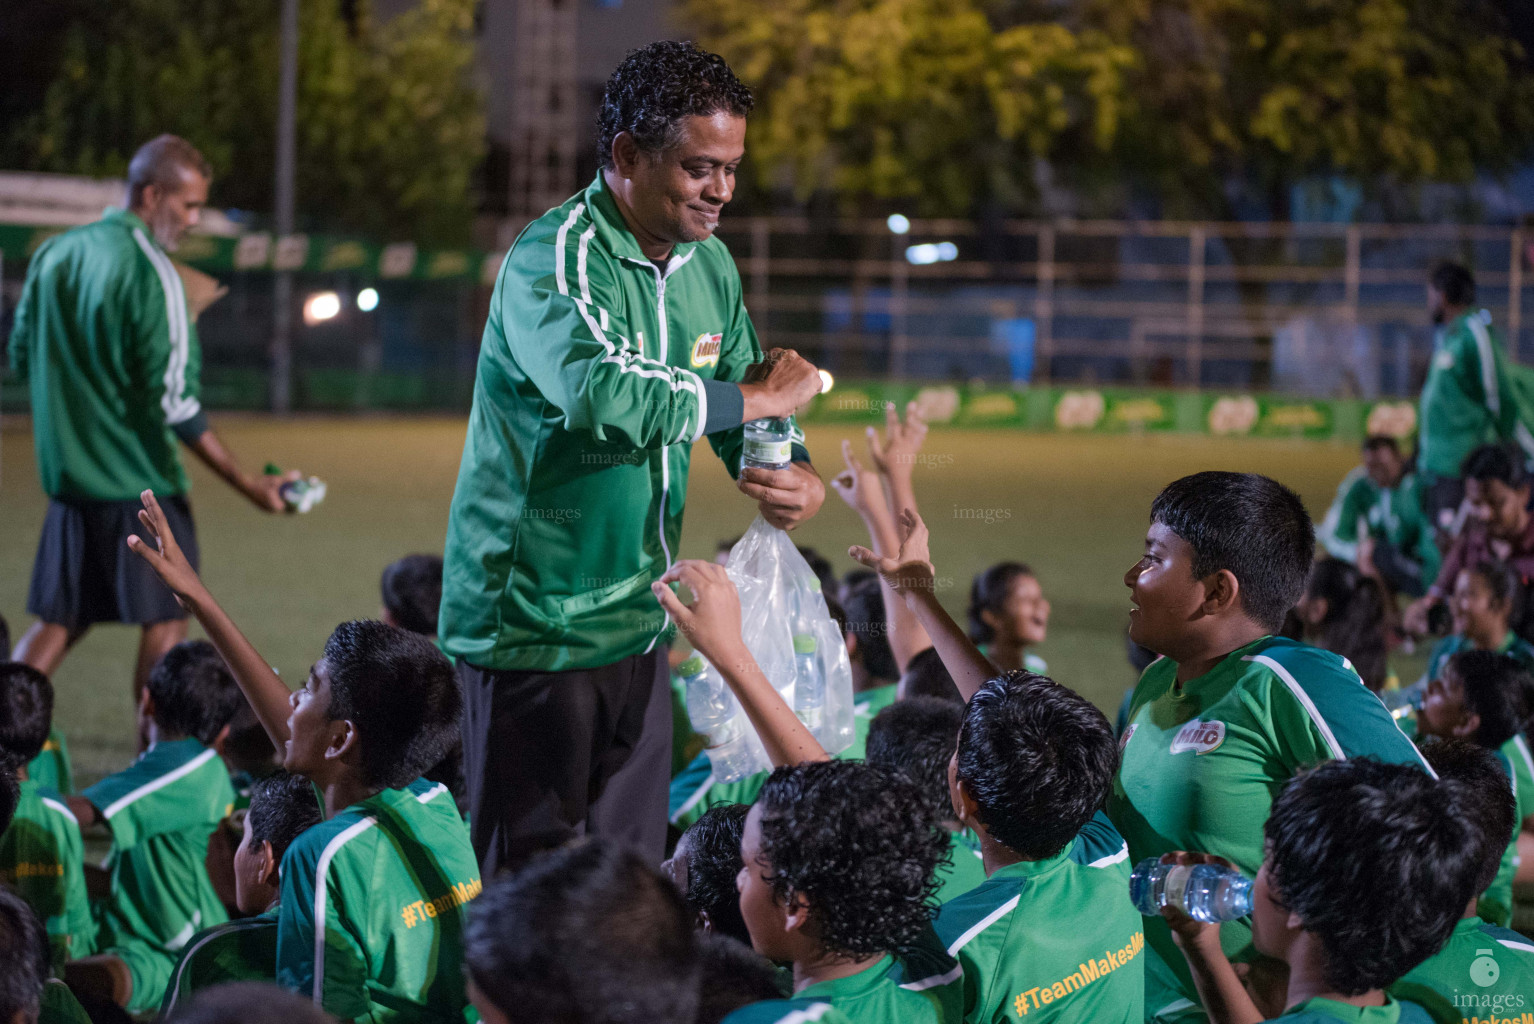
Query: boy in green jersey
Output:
[[159, 771, 324, 1017], [1162, 759, 1478, 1024], [0, 664, 94, 968], [1422, 562, 1534, 683], [65, 641, 240, 1013], [1391, 740, 1534, 1024], [865, 698, 990, 903], [664, 803, 753, 944], [465, 839, 702, 1024], [127, 489, 482, 1023], [1412, 650, 1534, 927], [0, 617, 72, 800], [0, 885, 90, 1024], [1317, 437, 1440, 599]]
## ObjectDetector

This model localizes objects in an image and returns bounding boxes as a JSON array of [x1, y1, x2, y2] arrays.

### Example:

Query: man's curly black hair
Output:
[[596, 40, 753, 167], [866, 697, 964, 827], [677, 803, 751, 945], [1264, 758, 1479, 995], [956, 671, 1117, 860], [754, 760, 947, 960]]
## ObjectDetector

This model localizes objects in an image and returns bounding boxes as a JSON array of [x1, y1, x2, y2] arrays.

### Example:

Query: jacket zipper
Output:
[[647, 263, 672, 654]]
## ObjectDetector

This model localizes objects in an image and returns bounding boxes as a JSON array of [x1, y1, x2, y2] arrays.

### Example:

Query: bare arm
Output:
[[125, 490, 294, 750], [183, 428, 297, 513], [864, 401, 927, 519], [653, 561, 829, 767], [849, 509, 998, 701]]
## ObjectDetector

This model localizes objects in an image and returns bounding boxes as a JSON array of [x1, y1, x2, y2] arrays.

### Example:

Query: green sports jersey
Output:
[[934, 813, 1143, 1024], [936, 830, 989, 903], [670, 671, 708, 778], [1317, 467, 1440, 585], [277, 778, 482, 1023], [669, 684, 899, 828], [1481, 733, 1534, 929], [84, 738, 234, 990], [7, 208, 207, 500], [159, 907, 280, 1018], [440, 172, 807, 673], [733, 932, 961, 1024], [1424, 632, 1534, 685], [1389, 916, 1534, 1024], [0, 779, 95, 967], [40, 979, 93, 1024], [1108, 637, 1430, 1020], [724, 1000, 858, 1024], [1268, 996, 1434, 1024], [26, 728, 74, 796], [1418, 310, 1526, 479]]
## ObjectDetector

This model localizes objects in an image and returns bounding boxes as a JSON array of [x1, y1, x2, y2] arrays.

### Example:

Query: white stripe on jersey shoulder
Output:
[[130, 227, 200, 426], [946, 894, 1021, 956], [1513, 735, 1534, 781], [312, 815, 378, 1004], [669, 773, 716, 825], [1467, 312, 1500, 414], [767, 1003, 836, 1024], [414, 782, 450, 804], [1498, 937, 1534, 953], [1089, 843, 1130, 869], [901, 962, 963, 992], [101, 747, 219, 820], [40, 796, 78, 825]]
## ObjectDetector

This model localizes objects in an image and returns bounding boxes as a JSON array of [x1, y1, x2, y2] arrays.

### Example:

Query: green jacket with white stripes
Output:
[[1418, 309, 1527, 479], [8, 207, 207, 500], [441, 171, 806, 672]]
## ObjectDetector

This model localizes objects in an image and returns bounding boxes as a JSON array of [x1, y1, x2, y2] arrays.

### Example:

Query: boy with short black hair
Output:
[[1390, 739, 1534, 1023], [127, 490, 481, 1023], [1410, 649, 1534, 927], [1165, 759, 1480, 1024], [898, 648, 962, 704], [159, 771, 324, 1017], [865, 697, 986, 901], [662, 803, 752, 944], [380, 554, 444, 640], [65, 640, 240, 1013], [464, 838, 701, 1024], [1, 617, 72, 798], [0, 662, 94, 969]]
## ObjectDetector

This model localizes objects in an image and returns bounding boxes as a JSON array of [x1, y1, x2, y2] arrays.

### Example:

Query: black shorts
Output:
[[26, 495, 199, 630]]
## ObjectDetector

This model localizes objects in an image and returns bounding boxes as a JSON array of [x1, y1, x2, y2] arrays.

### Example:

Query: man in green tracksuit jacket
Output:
[[441, 42, 825, 871], [7, 135, 294, 704], [1417, 261, 1534, 533]]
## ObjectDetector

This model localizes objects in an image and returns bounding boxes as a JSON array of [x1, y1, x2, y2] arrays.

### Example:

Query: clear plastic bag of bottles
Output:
[[717, 515, 856, 767]]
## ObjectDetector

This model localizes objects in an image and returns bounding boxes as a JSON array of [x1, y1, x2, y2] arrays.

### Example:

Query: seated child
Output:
[[159, 771, 324, 1017], [1289, 559, 1389, 693], [1163, 759, 1479, 1024], [0, 885, 94, 1024], [0, 663, 94, 968], [65, 640, 241, 1013], [464, 838, 701, 1024], [694, 932, 791, 1024], [379, 554, 444, 641], [126, 489, 481, 1023], [1422, 561, 1534, 681], [864, 697, 988, 901], [663, 803, 753, 944], [1411, 648, 1534, 926], [968, 562, 1050, 675], [1391, 739, 1534, 1023]]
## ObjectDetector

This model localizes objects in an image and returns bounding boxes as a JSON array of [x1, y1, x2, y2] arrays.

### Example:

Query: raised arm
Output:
[[653, 561, 828, 767], [864, 400, 928, 519], [849, 509, 998, 701], [125, 490, 294, 751]]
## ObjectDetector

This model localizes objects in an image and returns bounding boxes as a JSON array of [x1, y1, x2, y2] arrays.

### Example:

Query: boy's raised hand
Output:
[[849, 507, 937, 598], [653, 561, 750, 671], [126, 489, 208, 608], [865, 400, 927, 478], [830, 439, 890, 520]]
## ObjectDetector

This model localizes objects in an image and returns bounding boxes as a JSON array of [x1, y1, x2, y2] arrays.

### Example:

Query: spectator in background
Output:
[[1290, 558, 1391, 692], [379, 555, 444, 642], [1317, 435, 1440, 599]]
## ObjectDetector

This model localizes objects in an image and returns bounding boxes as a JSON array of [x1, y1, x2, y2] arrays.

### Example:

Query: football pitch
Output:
[[1, 416, 1382, 787]]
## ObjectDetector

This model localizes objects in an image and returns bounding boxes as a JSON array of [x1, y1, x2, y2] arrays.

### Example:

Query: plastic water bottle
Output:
[[679, 656, 755, 783], [792, 634, 824, 735], [1129, 858, 1254, 923], [265, 463, 328, 514], [743, 418, 792, 471], [1382, 679, 1426, 721]]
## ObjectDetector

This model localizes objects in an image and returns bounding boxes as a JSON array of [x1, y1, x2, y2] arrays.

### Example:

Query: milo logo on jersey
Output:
[[1169, 718, 1226, 755], [691, 332, 722, 368]]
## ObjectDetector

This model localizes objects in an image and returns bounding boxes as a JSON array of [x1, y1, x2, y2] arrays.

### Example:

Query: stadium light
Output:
[[303, 291, 342, 324], [905, 242, 959, 265], [887, 213, 911, 235], [818, 369, 835, 394], [357, 287, 379, 312]]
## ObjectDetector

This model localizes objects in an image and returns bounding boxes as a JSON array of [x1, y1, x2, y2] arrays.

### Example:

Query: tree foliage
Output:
[[8, 0, 484, 244]]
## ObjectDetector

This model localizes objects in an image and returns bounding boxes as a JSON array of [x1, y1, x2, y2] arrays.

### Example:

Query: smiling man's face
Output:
[[622, 111, 745, 246]]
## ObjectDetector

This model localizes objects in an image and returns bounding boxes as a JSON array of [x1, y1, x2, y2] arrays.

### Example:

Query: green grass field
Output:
[[1, 417, 1386, 788]]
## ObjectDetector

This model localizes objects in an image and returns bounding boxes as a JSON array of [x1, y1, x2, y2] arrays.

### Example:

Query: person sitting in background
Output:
[[0, 663, 95, 970], [65, 641, 240, 1015], [159, 771, 325, 1018], [1421, 561, 1534, 682], [1408, 649, 1534, 927], [662, 803, 753, 944], [0, 617, 72, 798], [1316, 435, 1440, 599], [1391, 739, 1534, 1023], [864, 698, 988, 902], [464, 839, 701, 1024], [1407, 444, 1534, 636], [379, 554, 444, 643], [967, 563, 1050, 675], [127, 490, 481, 1023], [0, 886, 95, 1024], [1162, 759, 1479, 1024], [1289, 559, 1390, 693]]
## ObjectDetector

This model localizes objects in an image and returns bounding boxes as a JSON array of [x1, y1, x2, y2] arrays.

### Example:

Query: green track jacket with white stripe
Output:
[[8, 208, 208, 500], [441, 172, 806, 672], [1418, 309, 1529, 479]]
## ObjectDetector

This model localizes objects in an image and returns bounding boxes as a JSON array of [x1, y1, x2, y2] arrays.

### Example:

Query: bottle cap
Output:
[[678, 655, 705, 677], [793, 635, 817, 655]]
